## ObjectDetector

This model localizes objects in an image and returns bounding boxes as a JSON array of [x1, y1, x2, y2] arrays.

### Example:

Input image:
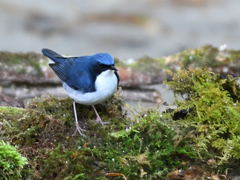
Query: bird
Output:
[[42, 49, 120, 136]]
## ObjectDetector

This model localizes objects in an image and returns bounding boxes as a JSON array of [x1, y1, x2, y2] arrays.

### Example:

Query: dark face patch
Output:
[[99, 63, 111, 71], [94, 62, 119, 86], [97, 62, 115, 72]]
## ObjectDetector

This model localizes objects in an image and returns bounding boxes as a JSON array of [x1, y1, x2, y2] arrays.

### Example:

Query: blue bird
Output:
[[42, 49, 119, 136]]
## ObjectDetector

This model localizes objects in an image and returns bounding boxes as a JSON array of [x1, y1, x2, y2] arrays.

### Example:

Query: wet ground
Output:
[[0, 0, 240, 59]]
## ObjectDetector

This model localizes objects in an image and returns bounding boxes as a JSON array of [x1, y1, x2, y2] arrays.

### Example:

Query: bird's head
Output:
[[92, 53, 117, 71]]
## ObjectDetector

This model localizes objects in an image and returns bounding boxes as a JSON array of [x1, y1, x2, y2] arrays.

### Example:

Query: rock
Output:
[[118, 56, 168, 87], [0, 94, 23, 107], [1, 45, 240, 109], [0, 51, 168, 87]]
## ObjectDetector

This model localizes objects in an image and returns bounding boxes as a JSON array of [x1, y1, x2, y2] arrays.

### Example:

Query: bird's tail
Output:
[[42, 48, 65, 63]]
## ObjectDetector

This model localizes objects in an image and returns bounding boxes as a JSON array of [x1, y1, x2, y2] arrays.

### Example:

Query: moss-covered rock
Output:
[[0, 92, 200, 179]]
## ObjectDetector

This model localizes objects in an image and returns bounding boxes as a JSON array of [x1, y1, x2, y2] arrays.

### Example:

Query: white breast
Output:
[[63, 70, 118, 105]]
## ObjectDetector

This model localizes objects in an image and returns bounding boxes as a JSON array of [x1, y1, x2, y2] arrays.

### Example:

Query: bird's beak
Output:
[[110, 65, 117, 71]]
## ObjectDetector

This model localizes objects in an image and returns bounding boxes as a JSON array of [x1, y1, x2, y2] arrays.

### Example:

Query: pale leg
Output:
[[73, 101, 86, 136], [92, 105, 109, 125]]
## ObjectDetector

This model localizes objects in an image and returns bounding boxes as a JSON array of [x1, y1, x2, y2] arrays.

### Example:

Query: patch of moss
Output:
[[102, 111, 196, 179], [177, 45, 220, 69], [39, 110, 196, 179], [125, 56, 166, 70], [0, 106, 25, 117], [0, 140, 28, 180], [167, 69, 240, 166]]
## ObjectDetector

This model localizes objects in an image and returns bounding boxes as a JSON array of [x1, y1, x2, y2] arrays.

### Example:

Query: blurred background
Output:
[[0, 0, 240, 59]]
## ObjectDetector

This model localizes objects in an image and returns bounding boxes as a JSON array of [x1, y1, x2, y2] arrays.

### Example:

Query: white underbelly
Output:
[[63, 70, 118, 105]]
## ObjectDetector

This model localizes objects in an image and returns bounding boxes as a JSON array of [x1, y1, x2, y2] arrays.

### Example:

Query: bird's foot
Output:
[[73, 124, 86, 137], [95, 115, 110, 125]]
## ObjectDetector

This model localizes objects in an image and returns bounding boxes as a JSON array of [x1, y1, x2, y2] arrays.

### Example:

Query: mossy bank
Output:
[[0, 91, 197, 179]]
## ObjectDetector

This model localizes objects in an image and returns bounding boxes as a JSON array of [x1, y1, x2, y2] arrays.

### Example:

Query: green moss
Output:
[[39, 110, 195, 179], [101, 111, 196, 179], [0, 106, 25, 117], [0, 141, 28, 180], [167, 69, 240, 165], [40, 146, 94, 179]]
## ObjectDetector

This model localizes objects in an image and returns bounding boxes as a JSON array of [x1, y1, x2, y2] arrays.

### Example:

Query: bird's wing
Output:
[[49, 58, 96, 93]]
